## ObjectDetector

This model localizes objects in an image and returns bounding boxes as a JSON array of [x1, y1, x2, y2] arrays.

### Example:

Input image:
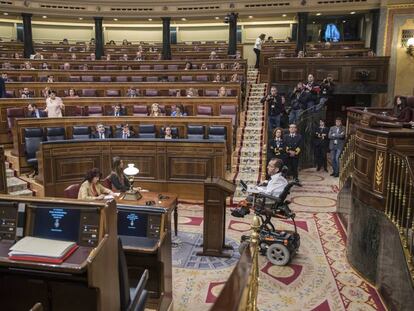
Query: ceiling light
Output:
[[113, 18, 118, 21], [148, 18, 152, 21], [215, 17, 220, 20], [181, 18, 186, 21], [316, 13, 322, 16], [312, 21, 316, 24], [342, 20, 346, 23], [248, 16, 253, 19], [78, 17, 83, 20], [42, 15, 47, 19], [3, 12, 8, 16], [350, 11, 356, 15], [282, 14, 287, 17]]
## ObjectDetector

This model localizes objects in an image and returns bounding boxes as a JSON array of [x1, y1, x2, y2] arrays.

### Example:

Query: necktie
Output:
[[36, 111, 39, 118], [123, 133, 127, 139], [100, 133, 104, 139]]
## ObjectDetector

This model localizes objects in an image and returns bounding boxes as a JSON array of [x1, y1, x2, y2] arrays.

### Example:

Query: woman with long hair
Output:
[[78, 168, 113, 200], [108, 157, 131, 192]]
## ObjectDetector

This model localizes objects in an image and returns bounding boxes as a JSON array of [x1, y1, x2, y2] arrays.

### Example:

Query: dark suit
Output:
[[114, 131, 135, 139], [108, 109, 125, 117], [27, 109, 47, 118], [284, 133, 302, 180], [92, 131, 111, 139], [314, 126, 329, 170], [270, 138, 287, 164], [0, 77, 5, 98]]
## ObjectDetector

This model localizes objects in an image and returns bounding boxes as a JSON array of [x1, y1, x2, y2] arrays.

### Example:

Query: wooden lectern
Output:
[[197, 177, 236, 258]]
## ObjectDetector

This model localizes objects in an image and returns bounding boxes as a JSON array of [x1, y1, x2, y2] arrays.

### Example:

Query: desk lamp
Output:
[[123, 163, 142, 200]]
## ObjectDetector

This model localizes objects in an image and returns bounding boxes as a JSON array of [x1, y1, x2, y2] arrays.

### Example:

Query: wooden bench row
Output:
[[3, 81, 242, 99], [1, 96, 239, 145], [1, 58, 247, 70], [2, 69, 246, 83], [13, 116, 234, 172]]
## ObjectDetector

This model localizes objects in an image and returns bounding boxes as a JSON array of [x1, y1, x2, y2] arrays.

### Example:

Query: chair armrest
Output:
[[128, 269, 149, 311]]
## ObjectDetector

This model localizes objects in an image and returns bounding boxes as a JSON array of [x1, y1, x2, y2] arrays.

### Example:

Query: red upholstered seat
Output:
[[19, 76, 33, 82], [5, 90, 15, 98], [145, 89, 158, 96], [140, 65, 151, 70], [81, 76, 94, 82], [106, 65, 118, 70], [116, 76, 128, 82], [63, 184, 81, 199], [205, 90, 218, 96], [106, 90, 120, 97], [181, 76, 193, 82], [407, 96, 414, 107], [102, 178, 112, 190], [7, 107, 26, 129], [168, 76, 176, 82], [69, 76, 80, 82], [154, 64, 164, 70], [197, 105, 213, 116], [220, 105, 237, 125], [100, 76, 112, 82], [167, 64, 178, 70], [131, 76, 143, 82], [133, 105, 149, 116], [196, 75, 208, 81], [82, 89, 97, 97], [146, 76, 158, 82], [87, 106, 103, 116], [93, 65, 105, 70]]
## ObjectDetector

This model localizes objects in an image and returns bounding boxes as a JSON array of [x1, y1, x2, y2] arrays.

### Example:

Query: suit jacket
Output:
[[284, 134, 302, 158], [114, 131, 135, 139], [108, 109, 125, 117], [27, 109, 47, 118], [314, 126, 329, 149], [328, 125, 345, 150], [91, 131, 111, 139], [0, 77, 5, 98]]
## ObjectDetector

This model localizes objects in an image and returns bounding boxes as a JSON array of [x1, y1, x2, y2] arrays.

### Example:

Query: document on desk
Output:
[[8, 236, 78, 264]]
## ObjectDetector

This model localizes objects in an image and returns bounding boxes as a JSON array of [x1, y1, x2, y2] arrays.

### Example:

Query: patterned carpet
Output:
[[171, 168, 387, 311]]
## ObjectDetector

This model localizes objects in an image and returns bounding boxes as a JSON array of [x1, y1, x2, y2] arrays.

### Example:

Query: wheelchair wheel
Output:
[[238, 240, 250, 255], [266, 243, 290, 266]]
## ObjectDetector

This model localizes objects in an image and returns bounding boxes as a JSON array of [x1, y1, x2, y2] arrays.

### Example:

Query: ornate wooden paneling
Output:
[[266, 57, 390, 94], [38, 139, 227, 200]]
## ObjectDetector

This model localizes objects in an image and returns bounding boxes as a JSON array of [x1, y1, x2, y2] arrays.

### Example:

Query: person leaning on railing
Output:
[[391, 96, 412, 122]]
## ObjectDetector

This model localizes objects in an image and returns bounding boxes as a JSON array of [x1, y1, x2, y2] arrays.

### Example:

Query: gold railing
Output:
[[339, 134, 356, 190], [210, 215, 260, 311], [385, 151, 414, 280]]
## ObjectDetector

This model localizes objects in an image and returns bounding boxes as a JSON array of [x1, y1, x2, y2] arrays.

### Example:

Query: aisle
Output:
[[171, 174, 387, 311]]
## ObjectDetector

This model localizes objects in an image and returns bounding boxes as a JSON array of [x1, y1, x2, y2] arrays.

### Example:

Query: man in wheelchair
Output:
[[231, 158, 288, 217]]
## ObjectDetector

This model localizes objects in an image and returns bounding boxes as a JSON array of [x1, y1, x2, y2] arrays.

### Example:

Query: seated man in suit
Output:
[[115, 124, 135, 139], [92, 123, 111, 139], [108, 104, 125, 117], [27, 103, 47, 118], [231, 158, 288, 217]]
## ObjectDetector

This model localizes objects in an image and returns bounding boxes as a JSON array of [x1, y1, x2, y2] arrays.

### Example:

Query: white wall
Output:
[[0, 22, 15, 40], [104, 26, 162, 44], [32, 24, 93, 43], [243, 24, 291, 43], [178, 25, 228, 43]]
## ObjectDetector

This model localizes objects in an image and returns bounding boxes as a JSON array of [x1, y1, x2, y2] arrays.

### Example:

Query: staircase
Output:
[[232, 69, 267, 202], [5, 162, 33, 196]]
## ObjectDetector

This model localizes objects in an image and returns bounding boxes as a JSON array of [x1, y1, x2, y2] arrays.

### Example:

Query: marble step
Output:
[[7, 177, 29, 193], [6, 168, 14, 178]]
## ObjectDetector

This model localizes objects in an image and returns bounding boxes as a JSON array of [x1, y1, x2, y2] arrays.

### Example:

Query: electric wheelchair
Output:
[[235, 179, 301, 266]]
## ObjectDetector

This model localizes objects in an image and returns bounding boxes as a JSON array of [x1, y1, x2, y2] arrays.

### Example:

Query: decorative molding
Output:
[[374, 151, 384, 193]]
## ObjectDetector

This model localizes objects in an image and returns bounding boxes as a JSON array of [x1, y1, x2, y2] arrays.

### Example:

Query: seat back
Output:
[[93, 65, 105, 70], [138, 124, 156, 138], [208, 126, 226, 140], [139, 65, 151, 70], [205, 90, 218, 97], [145, 89, 158, 96], [116, 76, 128, 82], [197, 105, 212, 116], [100, 76, 112, 82], [167, 64, 178, 70], [146, 76, 158, 82], [63, 183, 81, 199], [87, 106, 103, 116], [154, 64, 164, 70], [69, 76, 80, 82], [82, 89, 97, 97], [181, 76, 193, 82], [19, 76, 34, 82], [81, 76, 94, 82], [72, 126, 91, 139], [7, 107, 25, 129], [24, 128, 44, 159], [196, 75, 208, 81], [187, 125, 205, 139], [46, 127, 65, 141], [220, 105, 237, 125], [106, 90, 120, 97], [133, 105, 148, 116]]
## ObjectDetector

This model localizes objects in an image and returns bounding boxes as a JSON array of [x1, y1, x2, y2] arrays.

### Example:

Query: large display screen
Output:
[[117, 211, 148, 237], [33, 208, 80, 242]]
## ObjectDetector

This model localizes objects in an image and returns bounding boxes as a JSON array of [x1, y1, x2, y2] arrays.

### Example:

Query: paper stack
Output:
[[8, 236, 78, 264]]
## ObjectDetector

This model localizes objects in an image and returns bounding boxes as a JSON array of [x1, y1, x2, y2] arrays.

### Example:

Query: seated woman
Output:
[[164, 126, 174, 140], [218, 86, 227, 97], [150, 103, 164, 116], [184, 62, 192, 70], [392, 96, 411, 122], [108, 157, 131, 192], [78, 168, 113, 200], [171, 104, 187, 117]]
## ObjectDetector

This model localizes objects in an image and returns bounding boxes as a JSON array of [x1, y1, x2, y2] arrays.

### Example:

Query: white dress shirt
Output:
[[255, 173, 288, 197], [254, 38, 264, 50]]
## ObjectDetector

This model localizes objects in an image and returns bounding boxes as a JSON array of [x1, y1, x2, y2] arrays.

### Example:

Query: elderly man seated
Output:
[[231, 158, 288, 217]]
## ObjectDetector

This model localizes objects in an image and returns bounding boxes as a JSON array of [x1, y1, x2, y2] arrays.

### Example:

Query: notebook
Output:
[[8, 236, 78, 264]]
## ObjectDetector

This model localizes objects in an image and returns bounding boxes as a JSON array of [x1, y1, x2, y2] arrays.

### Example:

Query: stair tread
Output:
[[8, 189, 33, 196]]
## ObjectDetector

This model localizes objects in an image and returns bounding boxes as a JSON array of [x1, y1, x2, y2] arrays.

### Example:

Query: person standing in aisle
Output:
[[314, 119, 329, 172], [285, 124, 302, 183], [328, 117, 345, 177], [253, 34, 266, 69]]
